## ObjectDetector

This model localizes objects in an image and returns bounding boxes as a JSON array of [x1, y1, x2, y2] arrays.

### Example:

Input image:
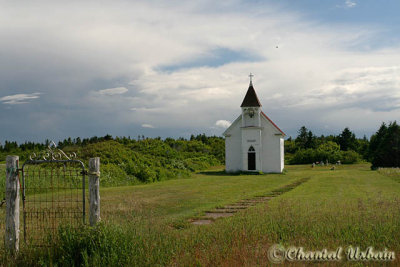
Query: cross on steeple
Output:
[[241, 73, 261, 107], [249, 73, 254, 85]]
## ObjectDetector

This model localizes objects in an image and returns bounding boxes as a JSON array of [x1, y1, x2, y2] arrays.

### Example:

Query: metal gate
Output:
[[22, 144, 86, 244], [0, 176, 5, 252]]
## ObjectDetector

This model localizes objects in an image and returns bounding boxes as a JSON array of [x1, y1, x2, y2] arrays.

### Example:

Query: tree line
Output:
[[1, 121, 399, 172], [286, 122, 400, 168]]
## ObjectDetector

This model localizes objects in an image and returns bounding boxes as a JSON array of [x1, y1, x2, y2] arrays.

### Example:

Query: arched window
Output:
[[248, 146, 256, 170]]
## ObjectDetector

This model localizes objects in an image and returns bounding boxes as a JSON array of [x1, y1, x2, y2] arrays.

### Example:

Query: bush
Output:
[[1, 135, 225, 187], [74, 138, 224, 184], [136, 167, 157, 183], [289, 142, 361, 164], [101, 164, 133, 187], [340, 150, 361, 164]]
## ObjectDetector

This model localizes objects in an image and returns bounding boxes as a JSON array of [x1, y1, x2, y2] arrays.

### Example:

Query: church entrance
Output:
[[248, 146, 256, 170]]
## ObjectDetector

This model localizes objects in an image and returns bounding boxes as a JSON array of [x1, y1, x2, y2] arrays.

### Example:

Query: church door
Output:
[[248, 146, 256, 170]]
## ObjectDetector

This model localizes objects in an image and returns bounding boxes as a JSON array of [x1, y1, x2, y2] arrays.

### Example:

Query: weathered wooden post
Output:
[[5, 155, 20, 253], [89, 157, 100, 226]]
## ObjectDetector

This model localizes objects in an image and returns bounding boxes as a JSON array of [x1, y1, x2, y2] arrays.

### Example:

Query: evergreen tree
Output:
[[295, 126, 309, 149], [368, 123, 387, 162], [370, 122, 400, 168], [338, 127, 356, 151], [305, 130, 316, 149]]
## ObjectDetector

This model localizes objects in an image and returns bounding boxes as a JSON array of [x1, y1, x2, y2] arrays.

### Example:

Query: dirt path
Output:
[[190, 177, 310, 225]]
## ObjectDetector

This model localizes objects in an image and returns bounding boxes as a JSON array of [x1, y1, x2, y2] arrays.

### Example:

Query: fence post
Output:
[[89, 157, 100, 226], [5, 155, 20, 253]]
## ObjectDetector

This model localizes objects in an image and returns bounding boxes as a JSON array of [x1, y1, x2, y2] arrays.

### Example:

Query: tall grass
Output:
[[2, 164, 400, 266], [8, 196, 400, 266]]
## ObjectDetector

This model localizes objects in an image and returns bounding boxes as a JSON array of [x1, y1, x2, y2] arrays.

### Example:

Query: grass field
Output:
[[2, 163, 400, 266], [95, 163, 400, 266], [100, 165, 298, 225]]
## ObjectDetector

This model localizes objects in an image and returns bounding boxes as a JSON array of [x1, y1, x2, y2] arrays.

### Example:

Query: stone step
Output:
[[189, 178, 311, 226], [242, 200, 265, 203], [232, 201, 255, 205], [247, 198, 273, 202], [206, 209, 237, 213], [236, 201, 257, 205], [204, 212, 235, 219], [222, 206, 248, 209], [191, 219, 213, 225]]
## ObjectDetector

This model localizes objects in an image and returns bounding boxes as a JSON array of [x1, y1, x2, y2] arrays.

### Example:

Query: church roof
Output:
[[261, 111, 286, 136], [240, 83, 262, 107], [223, 111, 286, 137]]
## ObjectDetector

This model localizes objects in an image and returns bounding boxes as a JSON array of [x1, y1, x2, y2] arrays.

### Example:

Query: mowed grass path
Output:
[[100, 166, 298, 224], [93, 163, 400, 266]]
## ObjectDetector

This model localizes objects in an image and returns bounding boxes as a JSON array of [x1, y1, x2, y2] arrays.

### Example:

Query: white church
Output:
[[223, 75, 285, 173]]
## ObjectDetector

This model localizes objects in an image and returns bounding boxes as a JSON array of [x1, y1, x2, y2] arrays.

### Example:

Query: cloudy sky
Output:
[[1, 0, 400, 143]]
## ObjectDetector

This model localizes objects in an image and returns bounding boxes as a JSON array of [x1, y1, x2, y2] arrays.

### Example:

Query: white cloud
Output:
[[0, 1, 399, 140], [345, 0, 357, 8], [215, 120, 231, 129], [141, 124, 155, 128], [337, 0, 357, 9], [0, 93, 40, 104], [98, 87, 128, 95], [286, 66, 400, 111]]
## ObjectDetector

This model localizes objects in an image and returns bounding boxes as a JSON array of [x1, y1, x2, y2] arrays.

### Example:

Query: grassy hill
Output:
[[0, 135, 225, 187]]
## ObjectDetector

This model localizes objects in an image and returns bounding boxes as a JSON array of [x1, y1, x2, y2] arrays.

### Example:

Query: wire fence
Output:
[[22, 160, 86, 245], [0, 190, 5, 252], [0, 163, 5, 252]]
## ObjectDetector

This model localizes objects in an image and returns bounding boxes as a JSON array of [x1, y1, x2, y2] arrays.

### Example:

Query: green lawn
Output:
[[89, 163, 400, 266], [100, 165, 298, 225], [3, 163, 400, 266]]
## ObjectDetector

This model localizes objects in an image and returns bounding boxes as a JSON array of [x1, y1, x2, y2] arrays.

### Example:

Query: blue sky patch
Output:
[[158, 47, 263, 72]]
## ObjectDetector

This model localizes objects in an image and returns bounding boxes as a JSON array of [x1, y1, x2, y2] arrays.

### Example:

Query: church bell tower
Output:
[[240, 73, 263, 171]]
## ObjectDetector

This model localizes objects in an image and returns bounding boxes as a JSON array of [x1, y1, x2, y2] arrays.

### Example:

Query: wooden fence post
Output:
[[89, 157, 100, 226], [5, 155, 20, 253]]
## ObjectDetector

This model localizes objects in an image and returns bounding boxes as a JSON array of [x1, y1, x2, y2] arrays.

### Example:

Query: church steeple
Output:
[[240, 73, 262, 107]]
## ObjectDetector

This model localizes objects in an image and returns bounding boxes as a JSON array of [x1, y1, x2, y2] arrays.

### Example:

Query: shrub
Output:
[[101, 164, 132, 186], [289, 142, 361, 164], [136, 167, 157, 183], [340, 150, 361, 164], [1, 135, 224, 187]]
